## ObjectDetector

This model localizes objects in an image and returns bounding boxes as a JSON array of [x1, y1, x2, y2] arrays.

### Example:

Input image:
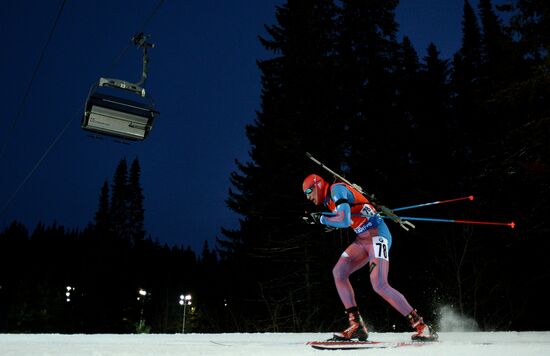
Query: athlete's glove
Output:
[[302, 212, 322, 225]]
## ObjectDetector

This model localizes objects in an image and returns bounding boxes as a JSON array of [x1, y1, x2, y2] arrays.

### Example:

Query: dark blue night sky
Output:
[[0, 1, 505, 251]]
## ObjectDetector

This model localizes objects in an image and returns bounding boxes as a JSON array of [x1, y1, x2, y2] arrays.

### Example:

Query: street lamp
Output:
[[138, 289, 148, 331], [179, 294, 192, 333], [66, 286, 74, 302]]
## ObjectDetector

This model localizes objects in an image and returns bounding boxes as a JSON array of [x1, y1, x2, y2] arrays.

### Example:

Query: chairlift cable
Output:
[[136, 0, 165, 34], [0, 105, 80, 219], [0, 0, 67, 162], [103, 0, 165, 79]]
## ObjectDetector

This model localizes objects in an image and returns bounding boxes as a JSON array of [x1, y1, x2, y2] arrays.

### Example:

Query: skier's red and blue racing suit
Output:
[[320, 183, 415, 317]]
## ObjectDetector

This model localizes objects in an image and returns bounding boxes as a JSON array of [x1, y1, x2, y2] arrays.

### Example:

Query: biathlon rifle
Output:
[[305, 152, 416, 231]]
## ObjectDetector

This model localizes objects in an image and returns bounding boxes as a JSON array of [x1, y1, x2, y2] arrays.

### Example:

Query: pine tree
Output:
[[395, 36, 421, 172], [94, 181, 111, 238], [0, 221, 29, 331], [477, 0, 521, 141], [510, 0, 550, 62], [128, 158, 145, 245], [460, 0, 483, 72], [336, 0, 403, 199], [83, 157, 141, 332], [450, 0, 484, 167], [110, 158, 131, 243], [221, 0, 342, 331], [415, 43, 453, 192], [479, 0, 509, 73], [477, 0, 550, 329]]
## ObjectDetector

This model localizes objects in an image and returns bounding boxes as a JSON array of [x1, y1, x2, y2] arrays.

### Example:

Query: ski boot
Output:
[[331, 307, 369, 341], [407, 310, 438, 342]]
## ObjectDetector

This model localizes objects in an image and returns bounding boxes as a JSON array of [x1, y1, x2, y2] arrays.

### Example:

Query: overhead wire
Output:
[[0, 0, 67, 161], [0, 105, 80, 218], [104, 0, 165, 77], [0, 0, 165, 220]]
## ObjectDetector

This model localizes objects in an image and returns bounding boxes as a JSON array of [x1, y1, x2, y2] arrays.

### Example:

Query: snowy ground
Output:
[[1, 331, 549, 356]]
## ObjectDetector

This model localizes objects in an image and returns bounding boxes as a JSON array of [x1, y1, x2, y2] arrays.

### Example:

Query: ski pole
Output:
[[392, 195, 475, 212], [382, 216, 516, 229]]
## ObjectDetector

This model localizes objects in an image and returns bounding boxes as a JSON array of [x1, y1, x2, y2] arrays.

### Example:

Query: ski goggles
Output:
[[304, 184, 315, 196]]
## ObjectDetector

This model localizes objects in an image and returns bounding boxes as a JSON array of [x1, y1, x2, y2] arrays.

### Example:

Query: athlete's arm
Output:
[[320, 185, 353, 228]]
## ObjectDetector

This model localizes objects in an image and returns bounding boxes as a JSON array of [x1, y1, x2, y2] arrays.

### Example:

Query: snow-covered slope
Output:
[[1, 331, 549, 356]]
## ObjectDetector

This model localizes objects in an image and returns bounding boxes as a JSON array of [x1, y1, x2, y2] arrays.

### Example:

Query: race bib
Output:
[[360, 203, 376, 217], [373, 236, 389, 261]]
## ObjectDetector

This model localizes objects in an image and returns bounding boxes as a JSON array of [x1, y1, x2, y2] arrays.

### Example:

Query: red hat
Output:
[[302, 174, 328, 202]]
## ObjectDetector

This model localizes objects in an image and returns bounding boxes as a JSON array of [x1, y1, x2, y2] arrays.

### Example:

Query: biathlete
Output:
[[302, 173, 438, 342]]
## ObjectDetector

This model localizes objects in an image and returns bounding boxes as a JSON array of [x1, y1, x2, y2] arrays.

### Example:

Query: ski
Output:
[[307, 340, 436, 350]]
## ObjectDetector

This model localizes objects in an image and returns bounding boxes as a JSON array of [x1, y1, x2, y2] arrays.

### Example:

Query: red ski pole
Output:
[[384, 216, 516, 229], [392, 195, 474, 212]]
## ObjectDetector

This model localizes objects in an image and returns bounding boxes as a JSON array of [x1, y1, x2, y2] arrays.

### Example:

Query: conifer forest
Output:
[[1, 0, 549, 333]]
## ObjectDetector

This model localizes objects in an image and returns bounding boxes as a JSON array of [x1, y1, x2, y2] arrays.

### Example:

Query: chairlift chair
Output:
[[82, 33, 159, 141]]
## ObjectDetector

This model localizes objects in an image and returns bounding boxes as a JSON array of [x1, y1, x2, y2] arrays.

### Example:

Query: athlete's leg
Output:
[[357, 225, 437, 340], [368, 248, 414, 316], [332, 242, 370, 309]]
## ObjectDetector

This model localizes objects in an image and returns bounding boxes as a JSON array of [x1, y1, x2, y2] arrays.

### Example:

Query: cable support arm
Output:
[[132, 32, 154, 88]]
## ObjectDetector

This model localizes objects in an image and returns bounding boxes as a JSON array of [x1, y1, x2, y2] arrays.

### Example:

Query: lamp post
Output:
[[179, 294, 192, 333], [65, 286, 74, 302], [138, 289, 147, 331]]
